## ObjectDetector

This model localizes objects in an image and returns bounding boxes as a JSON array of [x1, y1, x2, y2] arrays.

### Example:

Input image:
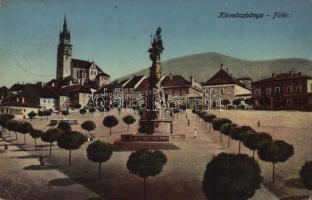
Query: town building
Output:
[[61, 85, 92, 109], [0, 97, 41, 119], [0, 86, 8, 103], [56, 16, 110, 88], [252, 71, 312, 110], [202, 65, 251, 110]]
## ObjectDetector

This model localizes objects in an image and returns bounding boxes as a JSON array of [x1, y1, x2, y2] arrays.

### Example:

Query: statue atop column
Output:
[[147, 27, 165, 115]]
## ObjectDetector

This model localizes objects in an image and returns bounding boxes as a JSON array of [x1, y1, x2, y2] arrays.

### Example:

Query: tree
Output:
[[57, 121, 71, 132], [232, 98, 242, 109], [61, 110, 69, 118], [220, 123, 235, 148], [79, 108, 87, 117], [87, 140, 113, 179], [221, 99, 230, 109], [230, 125, 254, 153], [6, 120, 19, 140], [258, 140, 294, 183], [212, 118, 232, 142], [38, 111, 44, 120], [0, 114, 15, 132], [127, 149, 167, 200], [44, 110, 52, 120], [81, 120, 96, 136], [103, 115, 118, 136], [41, 128, 62, 156], [57, 130, 85, 166], [256, 132, 273, 150], [202, 153, 262, 200], [30, 129, 44, 151], [89, 107, 96, 116], [243, 133, 260, 158], [17, 121, 33, 144], [203, 114, 216, 132], [28, 111, 37, 121], [300, 161, 312, 199], [123, 115, 136, 132], [245, 98, 255, 107]]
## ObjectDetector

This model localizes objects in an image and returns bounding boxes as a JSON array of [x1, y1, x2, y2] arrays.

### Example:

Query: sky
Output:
[[0, 0, 312, 87]]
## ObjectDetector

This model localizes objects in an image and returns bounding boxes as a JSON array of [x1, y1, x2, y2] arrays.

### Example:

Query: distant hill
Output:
[[116, 52, 312, 83]]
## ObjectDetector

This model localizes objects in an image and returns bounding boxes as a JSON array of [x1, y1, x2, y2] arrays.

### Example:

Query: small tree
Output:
[[245, 98, 255, 107], [203, 114, 216, 132], [57, 121, 71, 132], [61, 110, 69, 118], [123, 115, 136, 132], [6, 120, 19, 140], [230, 125, 254, 153], [38, 111, 44, 120], [89, 107, 96, 116], [232, 98, 242, 109], [202, 153, 262, 200], [17, 121, 33, 144], [212, 118, 231, 142], [44, 110, 52, 120], [30, 129, 44, 151], [79, 108, 87, 117], [258, 140, 294, 183], [243, 133, 260, 158], [300, 161, 312, 199], [127, 149, 167, 200], [220, 123, 234, 148], [0, 114, 15, 131], [221, 99, 230, 110], [41, 128, 62, 156], [257, 132, 273, 150], [28, 111, 37, 121], [103, 115, 118, 136], [81, 120, 96, 136], [87, 140, 113, 179], [57, 131, 85, 166]]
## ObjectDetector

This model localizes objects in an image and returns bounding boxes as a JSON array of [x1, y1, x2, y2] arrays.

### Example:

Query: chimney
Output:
[[190, 76, 194, 86], [169, 73, 173, 80], [220, 63, 224, 69], [226, 67, 229, 73], [272, 73, 276, 78], [230, 73, 233, 77]]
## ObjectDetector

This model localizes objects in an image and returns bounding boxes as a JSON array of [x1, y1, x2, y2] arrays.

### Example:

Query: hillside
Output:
[[116, 52, 312, 83]]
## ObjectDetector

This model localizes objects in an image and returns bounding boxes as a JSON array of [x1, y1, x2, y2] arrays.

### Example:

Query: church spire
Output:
[[63, 15, 68, 34]]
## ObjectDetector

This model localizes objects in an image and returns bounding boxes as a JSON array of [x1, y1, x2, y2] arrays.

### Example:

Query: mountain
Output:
[[116, 52, 312, 83]]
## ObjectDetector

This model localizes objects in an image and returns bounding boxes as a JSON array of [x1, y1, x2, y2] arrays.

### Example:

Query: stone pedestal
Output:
[[139, 110, 173, 135]]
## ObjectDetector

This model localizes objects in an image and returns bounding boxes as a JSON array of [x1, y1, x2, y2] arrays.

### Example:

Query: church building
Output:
[[56, 17, 110, 88]]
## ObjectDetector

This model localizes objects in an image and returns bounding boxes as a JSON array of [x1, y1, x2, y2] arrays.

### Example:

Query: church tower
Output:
[[56, 16, 72, 80]]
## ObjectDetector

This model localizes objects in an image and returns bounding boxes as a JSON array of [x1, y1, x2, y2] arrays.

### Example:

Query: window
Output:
[[286, 98, 292, 105], [255, 89, 261, 96], [275, 87, 281, 94], [265, 88, 271, 95], [286, 86, 293, 93]]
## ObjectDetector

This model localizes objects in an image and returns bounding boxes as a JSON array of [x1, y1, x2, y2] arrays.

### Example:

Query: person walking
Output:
[[192, 128, 198, 139]]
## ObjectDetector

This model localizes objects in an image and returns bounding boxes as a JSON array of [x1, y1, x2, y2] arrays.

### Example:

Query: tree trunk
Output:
[[227, 136, 230, 148], [69, 149, 72, 166], [24, 134, 26, 144], [110, 128, 112, 136], [143, 177, 147, 200], [35, 139, 37, 151], [49, 142, 52, 156], [98, 162, 102, 179], [209, 123, 211, 132], [238, 141, 241, 153], [272, 162, 275, 183]]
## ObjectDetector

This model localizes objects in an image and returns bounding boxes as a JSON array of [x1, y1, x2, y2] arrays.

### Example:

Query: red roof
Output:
[[254, 72, 311, 83], [162, 75, 190, 88], [72, 58, 110, 77], [123, 75, 145, 89], [61, 85, 91, 93], [136, 79, 150, 91]]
